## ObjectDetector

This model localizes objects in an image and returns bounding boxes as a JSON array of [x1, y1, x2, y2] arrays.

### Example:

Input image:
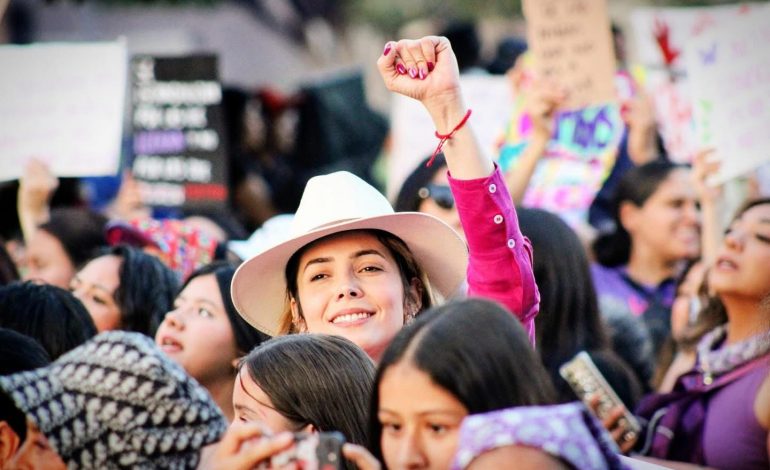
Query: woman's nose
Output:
[[163, 309, 185, 329], [337, 275, 363, 300], [397, 430, 428, 469]]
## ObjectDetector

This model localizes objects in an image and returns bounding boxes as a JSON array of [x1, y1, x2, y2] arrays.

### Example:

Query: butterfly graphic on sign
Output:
[[699, 42, 717, 66]]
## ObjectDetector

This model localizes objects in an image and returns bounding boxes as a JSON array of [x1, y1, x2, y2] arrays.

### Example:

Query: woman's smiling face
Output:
[[291, 231, 417, 361]]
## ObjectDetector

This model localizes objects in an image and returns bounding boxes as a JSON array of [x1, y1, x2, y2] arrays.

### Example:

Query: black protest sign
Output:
[[130, 55, 227, 210]]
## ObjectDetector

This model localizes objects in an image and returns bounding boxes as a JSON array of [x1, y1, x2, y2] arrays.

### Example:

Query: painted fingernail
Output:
[[409, 67, 417, 78], [427, 62, 435, 71], [419, 68, 426, 80], [383, 42, 392, 56], [396, 63, 407, 75]]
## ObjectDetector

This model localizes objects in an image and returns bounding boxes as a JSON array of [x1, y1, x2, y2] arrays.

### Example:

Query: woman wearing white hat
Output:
[[231, 36, 539, 361]]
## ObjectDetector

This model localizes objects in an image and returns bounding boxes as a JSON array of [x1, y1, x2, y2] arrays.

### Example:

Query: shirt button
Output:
[[507, 239, 516, 249], [493, 214, 504, 224], [488, 183, 497, 193]]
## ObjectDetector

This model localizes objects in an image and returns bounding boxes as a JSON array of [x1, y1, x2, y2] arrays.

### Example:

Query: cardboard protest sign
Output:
[[130, 54, 228, 211], [522, 0, 617, 110], [686, 11, 770, 184], [387, 75, 513, 200], [629, 4, 760, 162], [498, 53, 625, 228], [0, 41, 126, 182]]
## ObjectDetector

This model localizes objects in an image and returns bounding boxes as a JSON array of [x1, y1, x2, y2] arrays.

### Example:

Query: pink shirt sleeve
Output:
[[447, 165, 539, 345]]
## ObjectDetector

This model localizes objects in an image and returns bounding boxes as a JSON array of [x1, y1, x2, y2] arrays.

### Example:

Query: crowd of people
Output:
[[0, 17, 768, 470]]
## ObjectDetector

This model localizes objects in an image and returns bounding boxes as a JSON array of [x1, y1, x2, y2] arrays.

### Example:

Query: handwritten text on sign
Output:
[[687, 11, 770, 184], [523, 0, 617, 110]]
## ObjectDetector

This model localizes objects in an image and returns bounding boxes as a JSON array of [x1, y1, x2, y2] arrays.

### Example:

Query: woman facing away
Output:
[[231, 35, 539, 361], [518, 207, 643, 409]]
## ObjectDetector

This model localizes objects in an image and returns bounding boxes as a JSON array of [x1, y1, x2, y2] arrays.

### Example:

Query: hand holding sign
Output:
[[17, 159, 59, 242]]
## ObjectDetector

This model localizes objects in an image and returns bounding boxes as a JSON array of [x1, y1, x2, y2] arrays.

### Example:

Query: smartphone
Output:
[[268, 431, 345, 470], [559, 351, 641, 443]]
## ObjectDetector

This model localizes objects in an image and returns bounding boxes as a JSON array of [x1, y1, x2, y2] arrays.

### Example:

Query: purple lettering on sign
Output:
[[133, 130, 186, 155]]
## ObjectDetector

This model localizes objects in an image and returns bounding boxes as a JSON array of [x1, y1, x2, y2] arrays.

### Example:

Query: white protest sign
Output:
[[629, 4, 760, 162], [0, 41, 127, 181], [387, 74, 512, 200], [686, 10, 770, 184]]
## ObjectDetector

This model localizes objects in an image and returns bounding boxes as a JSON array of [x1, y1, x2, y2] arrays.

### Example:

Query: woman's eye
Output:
[[381, 422, 401, 434], [755, 234, 770, 244], [93, 296, 107, 306], [198, 308, 214, 318], [428, 424, 448, 435], [309, 273, 328, 282], [361, 265, 382, 273]]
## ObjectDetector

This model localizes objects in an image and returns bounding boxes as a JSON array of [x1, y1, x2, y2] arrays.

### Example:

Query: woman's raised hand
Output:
[[377, 37, 462, 118], [18, 158, 58, 242], [377, 36, 491, 179]]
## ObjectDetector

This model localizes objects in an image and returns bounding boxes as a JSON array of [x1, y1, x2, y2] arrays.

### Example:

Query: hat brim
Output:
[[231, 212, 468, 336]]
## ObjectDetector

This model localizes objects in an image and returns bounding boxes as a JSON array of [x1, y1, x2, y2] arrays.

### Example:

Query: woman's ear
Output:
[[410, 278, 423, 311], [299, 423, 317, 434], [0, 421, 21, 464], [618, 200, 641, 234], [290, 297, 307, 333]]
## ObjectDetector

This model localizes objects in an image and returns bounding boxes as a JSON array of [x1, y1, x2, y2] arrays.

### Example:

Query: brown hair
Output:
[[279, 229, 435, 334]]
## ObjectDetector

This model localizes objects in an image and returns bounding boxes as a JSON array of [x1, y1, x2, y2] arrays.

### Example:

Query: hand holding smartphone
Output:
[[559, 351, 641, 445], [267, 431, 345, 470]]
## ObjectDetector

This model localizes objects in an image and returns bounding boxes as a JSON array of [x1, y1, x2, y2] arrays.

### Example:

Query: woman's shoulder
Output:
[[753, 364, 770, 429]]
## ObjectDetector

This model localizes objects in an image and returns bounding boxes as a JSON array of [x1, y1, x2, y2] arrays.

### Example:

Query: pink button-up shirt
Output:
[[448, 165, 539, 345]]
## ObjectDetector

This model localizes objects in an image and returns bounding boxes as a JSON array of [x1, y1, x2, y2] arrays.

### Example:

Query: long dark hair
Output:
[[367, 298, 556, 461], [38, 208, 107, 269], [0, 281, 97, 360], [241, 334, 375, 469], [519, 208, 608, 356], [519, 208, 642, 406], [592, 161, 683, 267], [394, 153, 447, 212], [105, 245, 179, 336]]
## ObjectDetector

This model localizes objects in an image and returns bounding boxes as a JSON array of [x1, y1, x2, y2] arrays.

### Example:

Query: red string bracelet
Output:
[[426, 108, 473, 167]]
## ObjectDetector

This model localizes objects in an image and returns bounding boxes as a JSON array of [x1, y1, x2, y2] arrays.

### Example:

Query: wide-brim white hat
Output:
[[231, 171, 468, 336]]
